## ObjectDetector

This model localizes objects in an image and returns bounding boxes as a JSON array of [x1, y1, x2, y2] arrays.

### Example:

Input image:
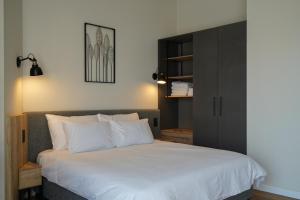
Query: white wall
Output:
[[3, 0, 23, 198], [4, 0, 23, 116], [22, 0, 247, 111], [0, 0, 6, 198], [247, 0, 300, 198], [22, 0, 176, 112], [176, 0, 246, 34]]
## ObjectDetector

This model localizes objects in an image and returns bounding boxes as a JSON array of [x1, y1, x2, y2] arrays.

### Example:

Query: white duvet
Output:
[[38, 140, 266, 200]]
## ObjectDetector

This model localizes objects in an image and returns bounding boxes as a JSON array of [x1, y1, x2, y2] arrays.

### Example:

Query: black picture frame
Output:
[[84, 23, 116, 83]]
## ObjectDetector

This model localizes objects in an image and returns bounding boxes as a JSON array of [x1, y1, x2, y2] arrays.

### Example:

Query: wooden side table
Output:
[[19, 162, 42, 199], [159, 129, 193, 145]]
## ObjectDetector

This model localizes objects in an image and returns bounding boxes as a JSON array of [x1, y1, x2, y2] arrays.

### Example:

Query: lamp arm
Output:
[[17, 53, 37, 67]]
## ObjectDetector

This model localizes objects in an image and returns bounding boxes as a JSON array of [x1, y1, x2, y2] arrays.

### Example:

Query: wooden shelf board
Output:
[[161, 129, 193, 138], [160, 128, 193, 145], [167, 55, 193, 62], [165, 95, 193, 99], [20, 162, 41, 171], [161, 128, 193, 135], [168, 75, 193, 80]]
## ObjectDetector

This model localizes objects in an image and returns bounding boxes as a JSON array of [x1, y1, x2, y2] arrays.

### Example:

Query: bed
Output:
[[24, 109, 265, 200]]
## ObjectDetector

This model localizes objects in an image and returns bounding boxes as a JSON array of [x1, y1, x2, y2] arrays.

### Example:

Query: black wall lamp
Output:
[[152, 68, 166, 85], [16, 53, 43, 76]]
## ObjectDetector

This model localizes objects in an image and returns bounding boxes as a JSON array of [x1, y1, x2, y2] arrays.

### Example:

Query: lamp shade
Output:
[[152, 72, 166, 84], [157, 73, 166, 84], [30, 63, 43, 76]]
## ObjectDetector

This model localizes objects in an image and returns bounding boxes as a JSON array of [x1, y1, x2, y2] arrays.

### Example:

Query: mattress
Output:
[[38, 140, 266, 200]]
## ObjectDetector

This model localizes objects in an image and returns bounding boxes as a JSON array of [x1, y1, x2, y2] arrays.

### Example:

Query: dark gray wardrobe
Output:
[[193, 22, 246, 154], [158, 21, 246, 154]]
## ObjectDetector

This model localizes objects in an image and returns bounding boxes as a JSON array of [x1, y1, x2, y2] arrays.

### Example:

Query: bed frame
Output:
[[24, 109, 252, 200], [25, 109, 160, 162], [43, 178, 252, 200]]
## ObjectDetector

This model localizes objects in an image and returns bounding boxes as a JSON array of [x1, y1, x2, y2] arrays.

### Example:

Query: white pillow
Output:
[[110, 119, 154, 147], [63, 121, 114, 153], [45, 114, 98, 150], [97, 112, 139, 122]]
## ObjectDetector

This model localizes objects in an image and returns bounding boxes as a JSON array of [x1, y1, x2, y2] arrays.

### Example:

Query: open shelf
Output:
[[159, 34, 194, 136], [168, 75, 193, 80], [165, 95, 193, 99], [167, 55, 193, 62]]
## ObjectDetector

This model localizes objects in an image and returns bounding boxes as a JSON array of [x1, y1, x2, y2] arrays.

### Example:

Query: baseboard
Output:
[[255, 184, 300, 199]]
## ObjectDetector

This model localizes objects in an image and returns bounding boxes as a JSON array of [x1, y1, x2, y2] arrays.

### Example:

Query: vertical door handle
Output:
[[22, 129, 26, 143], [213, 97, 216, 116], [219, 96, 223, 116]]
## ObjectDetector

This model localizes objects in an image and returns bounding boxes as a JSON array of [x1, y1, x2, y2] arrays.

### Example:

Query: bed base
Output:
[[43, 178, 86, 200], [43, 178, 252, 200]]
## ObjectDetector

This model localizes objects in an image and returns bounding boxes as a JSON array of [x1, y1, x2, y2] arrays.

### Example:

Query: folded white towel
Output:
[[171, 82, 193, 96], [172, 84, 191, 89], [172, 89, 187, 92], [171, 81, 184, 85], [171, 91, 188, 96], [172, 82, 191, 85], [172, 88, 188, 92], [172, 81, 193, 87], [172, 86, 189, 90], [187, 93, 193, 97], [187, 88, 193, 96], [172, 92, 187, 95]]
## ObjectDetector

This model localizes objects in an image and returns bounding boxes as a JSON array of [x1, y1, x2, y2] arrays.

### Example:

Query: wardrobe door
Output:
[[218, 22, 246, 154], [193, 29, 219, 148]]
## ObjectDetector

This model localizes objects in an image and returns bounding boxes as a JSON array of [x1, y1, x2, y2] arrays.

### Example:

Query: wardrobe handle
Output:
[[219, 96, 223, 116], [213, 97, 216, 116], [21, 129, 26, 143]]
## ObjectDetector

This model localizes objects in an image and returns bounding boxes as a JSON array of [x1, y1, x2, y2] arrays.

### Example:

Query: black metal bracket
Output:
[[16, 56, 24, 68], [16, 53, 37, 68]]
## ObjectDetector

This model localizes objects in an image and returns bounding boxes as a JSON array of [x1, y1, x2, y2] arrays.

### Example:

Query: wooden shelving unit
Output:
[[158, 33, 194, 143], [168, 75, 193, 80], [167, 55, 193, 62], [165, 95, 193, 99]]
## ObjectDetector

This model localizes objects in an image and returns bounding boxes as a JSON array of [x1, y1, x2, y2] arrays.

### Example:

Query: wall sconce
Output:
[[16, 53, 43, 76], [152, 68, 166, 85]]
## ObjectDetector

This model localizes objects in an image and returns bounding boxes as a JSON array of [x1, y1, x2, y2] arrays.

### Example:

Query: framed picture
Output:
[[84, 23, 115, 83]]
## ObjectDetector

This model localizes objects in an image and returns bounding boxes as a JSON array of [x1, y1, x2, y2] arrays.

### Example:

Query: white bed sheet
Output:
[[38, 140, 266, 200]]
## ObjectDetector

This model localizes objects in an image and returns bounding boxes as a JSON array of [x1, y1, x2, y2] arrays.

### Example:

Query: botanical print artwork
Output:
[[85, 23, 115, 83]]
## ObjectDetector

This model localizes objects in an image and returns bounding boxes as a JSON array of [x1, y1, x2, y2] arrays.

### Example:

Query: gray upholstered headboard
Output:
[[25, 109, 160, 162]]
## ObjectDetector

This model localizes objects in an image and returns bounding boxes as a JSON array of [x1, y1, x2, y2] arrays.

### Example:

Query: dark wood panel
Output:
[[218, 22, 246, 154], [160, 32, 193, 43], [181, 42, 193, 55], [193, 28, 219, 148], [180, 42, 193, 76], [158, 40, 178, 129], [178, 99, 193, 129]]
